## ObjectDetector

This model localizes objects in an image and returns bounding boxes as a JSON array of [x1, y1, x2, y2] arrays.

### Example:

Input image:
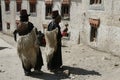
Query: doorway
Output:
[[90, 26, 98, 42], [89, 18, 100, 42]]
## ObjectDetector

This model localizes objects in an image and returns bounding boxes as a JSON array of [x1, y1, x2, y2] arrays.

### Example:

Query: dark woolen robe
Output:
[[47, 21, 62, 70]]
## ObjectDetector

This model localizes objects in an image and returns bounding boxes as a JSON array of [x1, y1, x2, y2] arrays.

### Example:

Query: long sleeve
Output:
[[13, 29, 17, 41]]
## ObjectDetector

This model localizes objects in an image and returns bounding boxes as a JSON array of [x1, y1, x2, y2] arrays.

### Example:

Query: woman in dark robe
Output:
[[47, 10, 62, 72]]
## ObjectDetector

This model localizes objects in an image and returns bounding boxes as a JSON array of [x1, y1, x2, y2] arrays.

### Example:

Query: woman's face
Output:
[[55, 16, 61, 24]]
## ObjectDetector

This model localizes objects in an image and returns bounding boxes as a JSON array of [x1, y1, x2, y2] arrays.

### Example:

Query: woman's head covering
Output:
[[20, 9, 30, 22], [52, 10, 59, 19], [20, 9, 30, 18]]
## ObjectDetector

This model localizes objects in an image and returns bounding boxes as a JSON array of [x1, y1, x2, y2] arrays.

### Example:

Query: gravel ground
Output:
[[0, 32, 120, 80]]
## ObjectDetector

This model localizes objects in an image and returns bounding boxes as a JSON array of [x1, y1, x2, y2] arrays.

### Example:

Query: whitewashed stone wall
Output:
[[80, 0, 120, 55], [1, 1, 16, 35], [1, 0, 120, 54]]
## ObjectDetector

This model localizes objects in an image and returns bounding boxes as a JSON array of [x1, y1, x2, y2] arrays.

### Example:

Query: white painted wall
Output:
[[80, 0, 120, 55], [1, 0, 120, 55]]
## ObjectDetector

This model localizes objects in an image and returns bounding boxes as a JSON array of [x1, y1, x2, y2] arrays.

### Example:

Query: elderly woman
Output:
[[46, 10, 62, 72], [13, 9, 43, 76]]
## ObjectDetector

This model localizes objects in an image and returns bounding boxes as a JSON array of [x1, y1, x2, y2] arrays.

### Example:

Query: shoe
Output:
[[34, 69, 43, 74], [24, 71, 31, 76], [50, 69, 56, 72]]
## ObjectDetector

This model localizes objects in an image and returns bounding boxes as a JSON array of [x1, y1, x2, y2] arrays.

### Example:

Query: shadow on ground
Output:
[[62, 66, 101, 76], [29, 66, 101, 80], [30, 71, 70, 80], [0, 47, 8, 50]]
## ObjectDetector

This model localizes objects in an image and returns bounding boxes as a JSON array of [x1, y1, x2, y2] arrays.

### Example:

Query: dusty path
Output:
[[0, 32, 120, 80]]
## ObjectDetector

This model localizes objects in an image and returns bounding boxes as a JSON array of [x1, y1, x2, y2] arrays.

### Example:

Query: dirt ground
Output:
[[0, 33, 120, 80]]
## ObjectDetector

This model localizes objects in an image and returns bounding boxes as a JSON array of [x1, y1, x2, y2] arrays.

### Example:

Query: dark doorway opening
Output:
[[0, 1, 2, 31], [90, 26, 98, 42], [89, 18, 100, 42]]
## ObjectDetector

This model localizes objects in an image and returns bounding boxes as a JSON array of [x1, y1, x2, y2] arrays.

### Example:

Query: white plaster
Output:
[[1, 0, 120, 54]]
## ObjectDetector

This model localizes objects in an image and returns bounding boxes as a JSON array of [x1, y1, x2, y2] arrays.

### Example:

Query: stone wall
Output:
[[1, 0, 120, 54], [80, 0, 120, 55]]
